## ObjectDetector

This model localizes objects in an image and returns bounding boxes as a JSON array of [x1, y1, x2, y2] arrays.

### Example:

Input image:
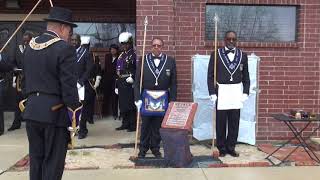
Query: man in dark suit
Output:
[[103, 44, 119, 119], [22, 7, 81, 180], [8, 32, 33, 131], [70, 34, 94, 139], [0, 53, 14, 136], [115, 32, 137, 132], [134, 37, 177, 158], [207, 31, 250, 157]]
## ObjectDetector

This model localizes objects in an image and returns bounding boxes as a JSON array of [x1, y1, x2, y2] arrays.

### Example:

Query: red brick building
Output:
[[1, 0, 319, 142]]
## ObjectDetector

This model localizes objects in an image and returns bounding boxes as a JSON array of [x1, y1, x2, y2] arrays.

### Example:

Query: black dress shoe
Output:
[[152, 151, 162, 158], [8, 125, 21, 131], [78, 133, 87, 139], [115, 126, 128, 130], [127, 128, 136, 132], [88, 119, 94, 124], [228, 150, 239, 157], [219, 151, 226, 157], [138, 151, 146, 158]]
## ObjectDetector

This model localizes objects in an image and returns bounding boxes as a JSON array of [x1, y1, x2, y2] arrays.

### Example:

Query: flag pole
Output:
[[133, 16, 148, 158], [0, 0, 43, 53], [212, 13, 219, 151]]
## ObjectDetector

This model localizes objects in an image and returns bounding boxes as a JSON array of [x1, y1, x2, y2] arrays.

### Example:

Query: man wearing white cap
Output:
[[115, 32, 136, 132]]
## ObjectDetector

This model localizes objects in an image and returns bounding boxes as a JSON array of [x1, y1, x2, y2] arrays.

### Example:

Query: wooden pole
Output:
[[0, 0, 42, 53], [212, 13, 219, 151], [133, 16, 148, 157]]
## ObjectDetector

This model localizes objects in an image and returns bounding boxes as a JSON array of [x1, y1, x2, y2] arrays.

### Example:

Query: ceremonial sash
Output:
[[141, 89, 169, 116], [218, 48, 242, 82]]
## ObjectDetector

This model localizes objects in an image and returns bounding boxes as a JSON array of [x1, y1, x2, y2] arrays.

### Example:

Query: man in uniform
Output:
[[115, 32, 136, 132], [70, 34, 94, 139], [22, 7, 81, 180], [0, 53, 14, 136], [207, 31, 250, 157], [134, 38, 177, 158], [8, 32, 33, 131]]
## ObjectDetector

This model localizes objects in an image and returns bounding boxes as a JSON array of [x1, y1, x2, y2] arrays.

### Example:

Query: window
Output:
[[74, 23, 135, 48], [205, 5, 297, 42]]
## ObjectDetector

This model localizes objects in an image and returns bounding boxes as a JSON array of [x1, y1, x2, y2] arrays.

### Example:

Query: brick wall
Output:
[[136, 0, 320, 142]]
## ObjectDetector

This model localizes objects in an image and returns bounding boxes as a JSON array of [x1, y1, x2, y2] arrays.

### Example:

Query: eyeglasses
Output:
[[152, 44, 162, 48], [225, 37, 237, 41]]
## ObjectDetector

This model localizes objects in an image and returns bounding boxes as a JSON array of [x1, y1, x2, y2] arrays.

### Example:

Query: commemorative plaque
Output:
[[161, 102, 198, 130]]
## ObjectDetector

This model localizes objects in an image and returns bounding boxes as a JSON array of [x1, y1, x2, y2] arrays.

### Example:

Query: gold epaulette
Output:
[[29, 37, 62, 50]]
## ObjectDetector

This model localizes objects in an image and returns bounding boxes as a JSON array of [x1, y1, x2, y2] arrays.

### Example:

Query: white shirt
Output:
[[152, 53, 162, 67], [76, 46, 81, 53], [225, 47, 236, 62]]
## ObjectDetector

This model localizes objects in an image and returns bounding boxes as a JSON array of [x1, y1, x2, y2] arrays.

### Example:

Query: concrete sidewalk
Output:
[[1, 113, 320, 180], [1, 167, 320, 180]]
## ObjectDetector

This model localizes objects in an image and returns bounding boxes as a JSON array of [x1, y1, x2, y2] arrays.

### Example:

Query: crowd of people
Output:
[[0, 6, 250, 180]]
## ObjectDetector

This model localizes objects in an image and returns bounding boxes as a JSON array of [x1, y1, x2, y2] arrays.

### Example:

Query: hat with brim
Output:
[[44, 6, 77, 28]]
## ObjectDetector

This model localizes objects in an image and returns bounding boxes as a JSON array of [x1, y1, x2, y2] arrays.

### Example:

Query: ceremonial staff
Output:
[[133, 16, 148, 157], [0, 0, 54, 53], [212, 13, 219, 151]]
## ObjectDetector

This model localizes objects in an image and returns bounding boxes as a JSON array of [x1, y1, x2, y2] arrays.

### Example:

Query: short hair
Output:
[[23, 31, 34, 38], [224, 31, 237, 38], [109, 44, 119, 51], [151, 37, 164, 46]]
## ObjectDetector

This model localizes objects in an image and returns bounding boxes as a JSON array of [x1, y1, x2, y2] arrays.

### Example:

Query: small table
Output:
[[266, 113, 320, 165]]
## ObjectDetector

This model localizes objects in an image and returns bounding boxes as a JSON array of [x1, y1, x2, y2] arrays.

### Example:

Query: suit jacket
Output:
[[0, 54, 13, 73], [75, 46, 94, 86], [22, 31, 80, 126], [134, 53, 177, 102], [207, 47, 250, 96]]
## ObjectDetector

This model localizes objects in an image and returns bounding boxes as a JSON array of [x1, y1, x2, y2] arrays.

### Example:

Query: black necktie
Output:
[[225, 49, 235, 55]]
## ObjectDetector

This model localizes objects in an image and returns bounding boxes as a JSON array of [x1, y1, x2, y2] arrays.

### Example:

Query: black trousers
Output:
[[216, 109, 240, 152], [139, 116, 163, 153], [111, 92, 119, 118], [79, 86, 95, 135], [26, 120, 69, 180], [0, 81, 5, 134], [11, 91, 24, 127], [121, 110, 136, 130]]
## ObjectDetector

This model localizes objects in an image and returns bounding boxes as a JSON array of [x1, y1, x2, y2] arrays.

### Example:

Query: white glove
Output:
[[241, 94, 249, 102], [134, 100, 142, 111], [12, 76, 16, 88], [93, 76, 102, 89], [114, 88, 118, 95], [77, 82, 83, 89], [126, 76, 134, 84], [209, 94, 217, 102]]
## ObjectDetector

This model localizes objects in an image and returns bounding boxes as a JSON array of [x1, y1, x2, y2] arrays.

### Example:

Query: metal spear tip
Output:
[[144, 16, 148, 26], [213, 14, 219, 22]]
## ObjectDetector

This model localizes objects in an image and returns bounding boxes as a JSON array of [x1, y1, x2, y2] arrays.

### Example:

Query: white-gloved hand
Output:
[[134, 100, 142, 111], [114, 88, 118, 95], [77, 82, 83, 89], [126, 76, 134, 84], [12, 76, 16, 88], [241, 94, 249, 102], [93, 76, 102, 89], [209, 94, 217, 102]]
